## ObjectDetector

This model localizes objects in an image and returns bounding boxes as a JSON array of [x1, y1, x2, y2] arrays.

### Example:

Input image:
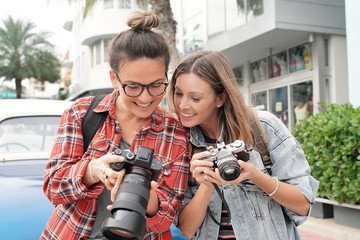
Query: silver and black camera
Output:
[[203, 140, 252, 181]]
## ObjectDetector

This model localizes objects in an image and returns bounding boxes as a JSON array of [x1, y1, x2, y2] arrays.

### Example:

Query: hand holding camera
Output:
[[101, 146, 162, 240], [201, 140, 252, 181]]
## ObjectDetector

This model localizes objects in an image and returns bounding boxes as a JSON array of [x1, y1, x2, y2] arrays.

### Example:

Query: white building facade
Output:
[[66, 0, 347, 130], [65, 0, 138, 96], [173, 0, 347, 130]]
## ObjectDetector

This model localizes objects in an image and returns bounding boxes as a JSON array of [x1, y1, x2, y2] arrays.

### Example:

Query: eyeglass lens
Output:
[[124, 83, 167, 97]]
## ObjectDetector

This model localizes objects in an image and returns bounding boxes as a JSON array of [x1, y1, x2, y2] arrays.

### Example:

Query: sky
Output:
[[0, 0, 71, 59]]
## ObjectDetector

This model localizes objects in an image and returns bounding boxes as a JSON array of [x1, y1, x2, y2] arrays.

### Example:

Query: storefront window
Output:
[[233, 66, 243, 85], [268, 51, 287, 78], [289, 43, 312, 73], [291, 81, 313, 127], [269, 87, 288, 127], [252, 91, 267, 110], [250, 58, 267, 83]]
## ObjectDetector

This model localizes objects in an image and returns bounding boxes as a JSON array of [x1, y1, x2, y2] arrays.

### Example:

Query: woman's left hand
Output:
[[208, 160, 261, 185]]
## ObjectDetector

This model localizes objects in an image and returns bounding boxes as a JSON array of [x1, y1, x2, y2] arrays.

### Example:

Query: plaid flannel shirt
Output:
[[40, 92, 191, 240]]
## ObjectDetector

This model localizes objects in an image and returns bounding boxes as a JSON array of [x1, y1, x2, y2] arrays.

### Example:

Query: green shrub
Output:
[[292, 103, 360, 205]]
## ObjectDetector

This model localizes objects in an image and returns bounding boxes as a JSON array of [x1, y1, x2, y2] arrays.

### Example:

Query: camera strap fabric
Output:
[[82, 94, 108, 153], [207, 183, 232, 226], [247, 107, 272, 175]]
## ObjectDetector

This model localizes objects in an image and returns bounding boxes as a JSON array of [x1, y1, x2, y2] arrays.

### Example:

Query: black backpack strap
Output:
[[247, 107, 272, 175], [82, 94, 108, 153]]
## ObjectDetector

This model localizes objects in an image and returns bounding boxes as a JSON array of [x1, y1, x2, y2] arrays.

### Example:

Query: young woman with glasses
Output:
[[41, 11, 191, 240]]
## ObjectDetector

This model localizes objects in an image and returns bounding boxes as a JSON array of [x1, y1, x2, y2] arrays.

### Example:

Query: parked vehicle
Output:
[[67, 87, 113, 101], [0, 99, 188, 239], [0, 99, 73, 239]]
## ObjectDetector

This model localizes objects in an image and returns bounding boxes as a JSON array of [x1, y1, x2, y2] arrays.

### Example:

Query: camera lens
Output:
[[218, 160, 241, 181], [102, 167, 151, 240], [102, 146, 162, 240]]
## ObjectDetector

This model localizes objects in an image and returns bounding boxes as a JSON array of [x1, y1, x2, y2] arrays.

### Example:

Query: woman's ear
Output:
[[216, 91, 228, 107], [109, 70, 118, 89]]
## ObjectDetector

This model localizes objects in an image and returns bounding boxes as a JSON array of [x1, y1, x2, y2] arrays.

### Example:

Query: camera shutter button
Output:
[[126, 152, 135, 159], [233, 140, 243, 148]]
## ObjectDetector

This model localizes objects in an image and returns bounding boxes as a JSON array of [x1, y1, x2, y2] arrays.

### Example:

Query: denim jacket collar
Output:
[[189, 124, 224, 148]]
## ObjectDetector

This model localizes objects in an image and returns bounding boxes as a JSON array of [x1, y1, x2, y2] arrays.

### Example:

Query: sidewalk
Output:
[[297, 216, 360, 240]]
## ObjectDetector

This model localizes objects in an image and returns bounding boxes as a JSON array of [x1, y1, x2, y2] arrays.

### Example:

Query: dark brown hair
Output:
[[108, 10, 170, 72], [167, 51, 253, 146]]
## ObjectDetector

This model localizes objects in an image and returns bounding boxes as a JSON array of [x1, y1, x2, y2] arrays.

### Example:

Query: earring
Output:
[[217, 104, 222, 108]]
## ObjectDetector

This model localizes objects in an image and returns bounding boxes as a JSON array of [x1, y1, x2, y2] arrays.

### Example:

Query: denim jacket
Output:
[[175, 110, 319, 240]]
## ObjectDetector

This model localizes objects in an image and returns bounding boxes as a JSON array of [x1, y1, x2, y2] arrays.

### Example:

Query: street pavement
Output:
[[297, 216, 360, 240]]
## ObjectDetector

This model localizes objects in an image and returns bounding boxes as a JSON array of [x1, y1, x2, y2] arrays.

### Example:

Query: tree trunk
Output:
[[15, 78, 22, 98], [149, 0, 180, 69]]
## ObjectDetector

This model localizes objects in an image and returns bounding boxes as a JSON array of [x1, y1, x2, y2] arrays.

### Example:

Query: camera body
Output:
[[111, 147, 162, 181], [101, 146, 162, 240], [203, 140, 251, 181]]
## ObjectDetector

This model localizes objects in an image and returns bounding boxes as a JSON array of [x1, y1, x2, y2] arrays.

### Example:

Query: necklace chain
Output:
[[132, 118, 147, 136]]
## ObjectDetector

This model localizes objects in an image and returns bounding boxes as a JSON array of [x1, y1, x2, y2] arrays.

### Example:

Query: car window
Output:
[[0, 116, 61, 154]]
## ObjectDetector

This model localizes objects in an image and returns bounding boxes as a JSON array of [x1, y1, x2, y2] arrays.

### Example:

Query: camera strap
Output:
[[207, 183, 232, 226], [82, 94, 108, 153]]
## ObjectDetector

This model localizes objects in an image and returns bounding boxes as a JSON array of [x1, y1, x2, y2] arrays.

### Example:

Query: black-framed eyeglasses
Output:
[[114, 72, 168, 97]]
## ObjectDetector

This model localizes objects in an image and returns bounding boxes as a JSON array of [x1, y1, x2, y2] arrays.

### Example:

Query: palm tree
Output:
[[83, 0, 180, 67], [149, 0, 180, 67], [0, 16, 61, 98]]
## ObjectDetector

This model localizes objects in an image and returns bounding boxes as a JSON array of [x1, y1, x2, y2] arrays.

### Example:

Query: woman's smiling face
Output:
[[174, 72, 223, 136], [111, 57, 167, 118]]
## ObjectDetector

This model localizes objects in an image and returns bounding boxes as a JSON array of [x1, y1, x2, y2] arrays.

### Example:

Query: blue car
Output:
[[0, 99, 189, 240], [0, 99, 73, 239]]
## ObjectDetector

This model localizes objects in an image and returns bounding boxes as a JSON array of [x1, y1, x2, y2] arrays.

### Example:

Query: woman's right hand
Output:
[[84, 153, 125, 188], [190, 151, 218, 186]]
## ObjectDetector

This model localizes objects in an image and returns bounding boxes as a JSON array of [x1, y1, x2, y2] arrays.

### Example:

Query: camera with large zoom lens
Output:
[[101, 146, 162, 240], [203, 140, 252, 181]]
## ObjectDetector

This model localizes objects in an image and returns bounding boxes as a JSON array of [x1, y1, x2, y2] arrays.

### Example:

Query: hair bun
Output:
[[127, 10, 159, 31]]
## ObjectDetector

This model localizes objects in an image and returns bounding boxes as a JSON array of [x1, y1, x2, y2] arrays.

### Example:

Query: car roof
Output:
[[0, 99, 73, 121], [1, 151, 50, 161], [66, 87, 113, 101]]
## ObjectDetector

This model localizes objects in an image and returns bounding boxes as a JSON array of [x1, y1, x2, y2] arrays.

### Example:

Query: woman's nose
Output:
[[179, 98, 190, 110], [137, 88, 153, 102]]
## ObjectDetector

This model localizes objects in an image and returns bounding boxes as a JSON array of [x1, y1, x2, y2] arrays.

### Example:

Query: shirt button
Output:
[[237, 211, 243, 217]]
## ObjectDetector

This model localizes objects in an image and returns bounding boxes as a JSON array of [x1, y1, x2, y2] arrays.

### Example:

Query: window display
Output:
[[252, 91, 267, 110], [269, 87, 288, 127], [291, 81, 313, 127], [250, 58, 267, 83], [289, 43, 312, 73], [268, 51, 287, 78], [233, 66, 243, 85]]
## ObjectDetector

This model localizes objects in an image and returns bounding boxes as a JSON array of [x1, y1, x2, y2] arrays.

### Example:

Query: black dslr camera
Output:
[[101, 146, 162, 240], [203, 140, 252, 181]]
